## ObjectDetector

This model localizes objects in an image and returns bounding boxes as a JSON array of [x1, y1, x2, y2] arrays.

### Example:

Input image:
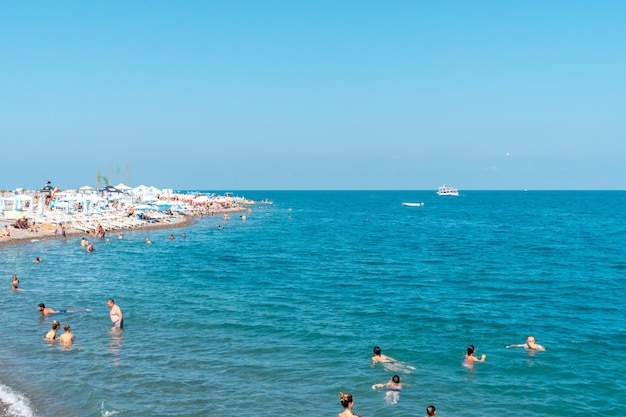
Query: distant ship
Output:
[[437, 185, 459, 196]]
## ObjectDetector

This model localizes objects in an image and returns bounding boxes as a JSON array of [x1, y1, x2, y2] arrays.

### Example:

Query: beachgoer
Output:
[[145, 238, 152, 244], [464, 345, 486, 368], [1, 225, 10, 237], [372, 346, 416, 372], [182, 233, 187, 239], [12, 275, 20, 290], [96, 223, 105, 238], [33, 257, 42, 263], [86, 242, 95, 253], [30, 221, 38, 232], [38, 303, 58, 316], [107, 298, 123, 329], [372, 346, 396, 363], [506, 336, 546, 351], [80, 237, 88, 247], [45, 320, 61, 340], [59, 324, 75, 344], [117, 232, 123, 239], [426, 405, 436, 417], [169, 234, 175, 240], [372, 374, 402, 404], [338, 392, 360, 417]]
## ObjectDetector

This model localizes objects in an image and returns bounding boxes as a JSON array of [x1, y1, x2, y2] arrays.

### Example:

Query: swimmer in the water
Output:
[[426, 405, 436, 417], [372, 346, 395, 363], [38, 303, 79, 315], [338, 392, 360, 417], [463, 345, 486, 368], [59, 324, 75, 344], [506, 335, 546, 351], [44, 320, 60, 340], [372, 346, 416, 372], [12, 275, 20, 291], [372, 374, 402, 404]]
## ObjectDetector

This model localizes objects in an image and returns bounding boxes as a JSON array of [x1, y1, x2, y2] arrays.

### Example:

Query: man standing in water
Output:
[[107, 298, 123, 329]]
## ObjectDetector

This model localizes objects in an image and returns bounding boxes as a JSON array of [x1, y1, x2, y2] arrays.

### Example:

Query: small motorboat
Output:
[[402, 202, 424, 207]]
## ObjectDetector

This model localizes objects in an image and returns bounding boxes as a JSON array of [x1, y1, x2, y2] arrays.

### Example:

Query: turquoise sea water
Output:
[[1, 191, 625, 417]]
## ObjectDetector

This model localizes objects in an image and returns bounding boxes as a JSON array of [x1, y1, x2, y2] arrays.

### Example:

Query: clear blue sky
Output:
[[1, 1, 624, 190]]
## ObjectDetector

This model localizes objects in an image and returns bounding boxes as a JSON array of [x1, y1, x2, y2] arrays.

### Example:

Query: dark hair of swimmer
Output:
[[38, 303, 45, 309], [339, 392, 353, 408], [392, 375, 400, 383], [373, 346, 381, 356], [51, 320, 60, 329], [467, 345, 475, 355], [64, 324, 70, 331], [426, 405, 436, 416]]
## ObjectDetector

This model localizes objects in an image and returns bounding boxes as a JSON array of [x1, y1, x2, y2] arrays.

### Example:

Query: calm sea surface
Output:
[[1, 191, 625, 417]]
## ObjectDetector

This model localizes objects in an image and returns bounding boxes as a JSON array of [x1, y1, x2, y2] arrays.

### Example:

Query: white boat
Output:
[[437, 185, 459, 196], [402, 202, 424, 207]]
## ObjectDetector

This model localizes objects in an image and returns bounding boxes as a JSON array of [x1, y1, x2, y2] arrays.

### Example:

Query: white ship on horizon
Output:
[[437, 185, 459, 196]]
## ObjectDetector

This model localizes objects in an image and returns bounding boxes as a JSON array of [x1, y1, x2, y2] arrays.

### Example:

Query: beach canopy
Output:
[[40, 181, 55, 193], [102, 185, 125, 194], [115, 183, 132, 191], [79, 185, 94, 191]]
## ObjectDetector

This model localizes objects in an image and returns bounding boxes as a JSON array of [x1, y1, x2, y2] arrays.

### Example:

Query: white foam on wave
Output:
[[0, 383, 38, 417]]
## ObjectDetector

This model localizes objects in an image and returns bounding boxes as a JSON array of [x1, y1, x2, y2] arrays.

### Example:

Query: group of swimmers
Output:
[[340, 341, 545, 416], [36, 298, 123, 344]]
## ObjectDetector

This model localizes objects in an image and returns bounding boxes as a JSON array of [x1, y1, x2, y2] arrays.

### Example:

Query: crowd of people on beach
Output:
[[340, 341, 545, 416]]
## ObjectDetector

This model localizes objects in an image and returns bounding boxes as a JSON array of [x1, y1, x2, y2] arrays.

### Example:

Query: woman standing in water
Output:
[[464, 345, 486, 368], [44, 320, 61, 340], [338, 392, 360, 417]]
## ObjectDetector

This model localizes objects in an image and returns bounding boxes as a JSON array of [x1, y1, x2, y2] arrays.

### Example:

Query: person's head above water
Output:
[[373, 346, 382, 356], [51, 320, 60, 329], [391, 375, 400, 384], [467, 345, 475, 355], [38, 303, 45, 309], [426, 405, 436, 416], [339, 392, 353, 408]]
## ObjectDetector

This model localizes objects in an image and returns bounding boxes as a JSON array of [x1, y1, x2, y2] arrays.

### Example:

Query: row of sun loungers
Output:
[[29, 210, 182, 233]]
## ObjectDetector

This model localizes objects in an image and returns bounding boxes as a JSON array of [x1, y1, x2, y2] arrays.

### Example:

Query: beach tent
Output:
[[132, 185, 150, 194], [40, 181, 55, 194], [115, 183, 132, 191], [102, 185, 125, 194], [11, 195, 33, 211]]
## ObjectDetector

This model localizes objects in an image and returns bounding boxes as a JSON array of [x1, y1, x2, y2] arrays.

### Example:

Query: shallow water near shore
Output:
[[1, 190, 625, 417]]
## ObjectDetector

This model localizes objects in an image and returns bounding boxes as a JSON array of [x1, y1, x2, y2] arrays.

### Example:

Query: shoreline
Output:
[[0, 207, 248, 248]]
